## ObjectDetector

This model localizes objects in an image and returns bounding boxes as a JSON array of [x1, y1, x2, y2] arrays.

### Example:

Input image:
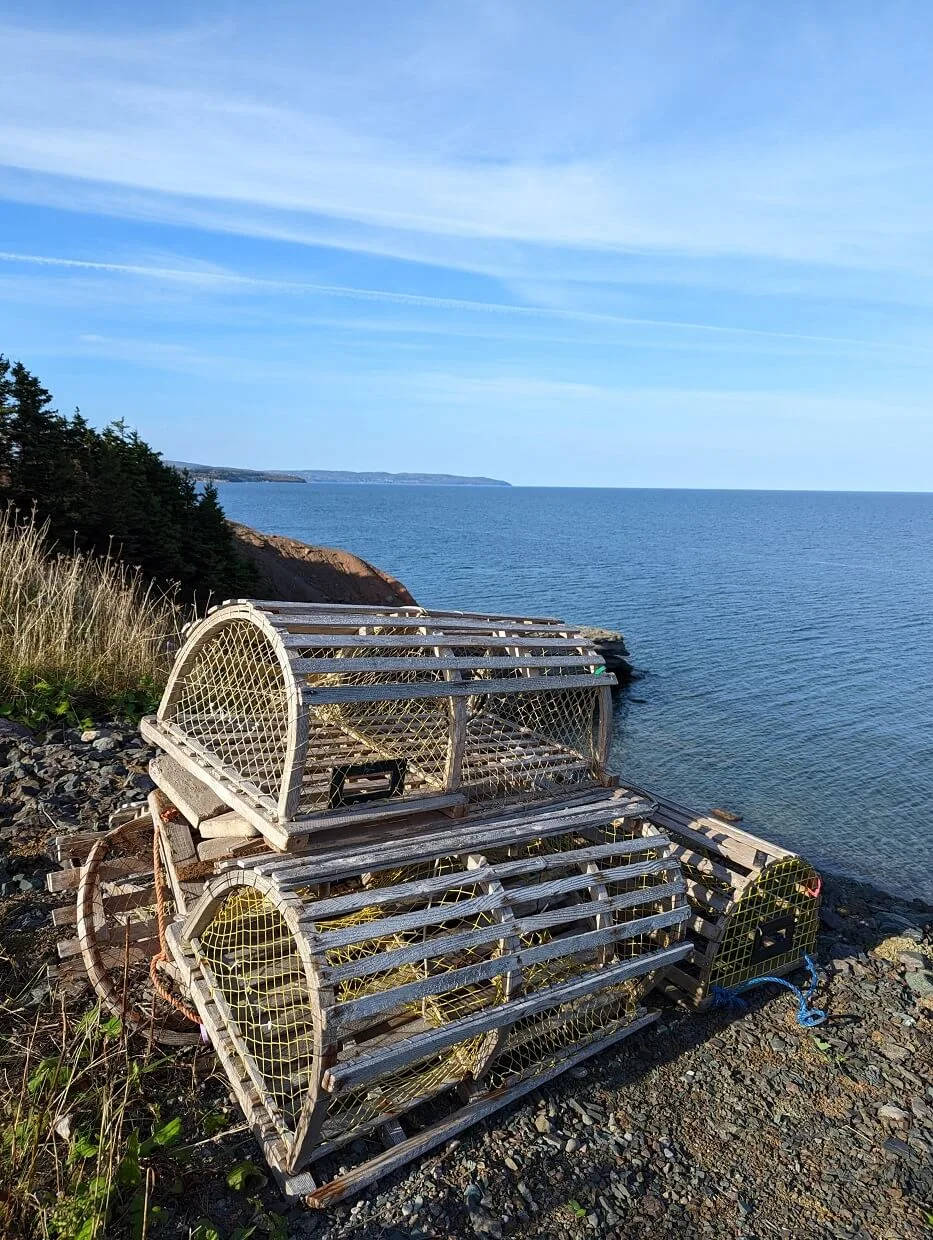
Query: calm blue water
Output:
[[217, 484, 933, 902]]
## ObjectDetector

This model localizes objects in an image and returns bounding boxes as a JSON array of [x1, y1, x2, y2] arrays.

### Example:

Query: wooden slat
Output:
[[260, 796, 658, 885], [305, 1011, 657, 1206], [150, 753, 227, 827], [46, 858, 148, 894], [324, 894, 685, 989], [301, 672, 613, 706], [324, 941, 690, 1091], [250, 601, 566, 626], [269, 613, 588, 636], [334, 908, 685, 1032], [283, 633, 606, 652], [52, 885, 156, 928], [292, 654, 603, 674]]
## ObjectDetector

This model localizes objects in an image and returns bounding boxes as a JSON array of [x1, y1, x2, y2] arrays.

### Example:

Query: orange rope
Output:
[[149, 820, 201, 1028]]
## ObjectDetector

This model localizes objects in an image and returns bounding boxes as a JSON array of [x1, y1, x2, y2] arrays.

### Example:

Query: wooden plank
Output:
[[150, 753, 228, 827], [319, 883, 680, 988], [46, 858, 148, 894], [302, 672, 614, 707], [324, 943, 688, 1092], [141, 717, 289, 847], [269, 613, 588, 636], [286, 792, 467, 839], [685, 879, 732, 914], [283, 633, 606, 652], [305, 1011, 658, 1205], [52, 885, 156, 927], [199, 811, 258, 840], [253, 601, 566, 626], [54, 831, 106, 864], [292, 654, 603, 674], [669, 845, 738, 887], [331, 904, 686, 1025], [264, 798, 661, 885], [317, 890, 503, 951]]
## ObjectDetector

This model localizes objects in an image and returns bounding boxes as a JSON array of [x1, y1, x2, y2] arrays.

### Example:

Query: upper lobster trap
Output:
[[141, 601, 617, 849]]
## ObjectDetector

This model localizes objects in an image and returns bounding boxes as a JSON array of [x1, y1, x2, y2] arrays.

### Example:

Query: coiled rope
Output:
[[76, 813, 199, 1046], [710, 953, 828, 1027]]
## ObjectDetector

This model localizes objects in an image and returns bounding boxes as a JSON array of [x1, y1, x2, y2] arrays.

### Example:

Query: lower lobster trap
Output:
[[164, 793, 691, 1203], [639, 792, 821, 1009]]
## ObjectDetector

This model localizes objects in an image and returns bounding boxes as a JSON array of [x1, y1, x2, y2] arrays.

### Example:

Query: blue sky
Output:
[[0, 1, 931, 488]]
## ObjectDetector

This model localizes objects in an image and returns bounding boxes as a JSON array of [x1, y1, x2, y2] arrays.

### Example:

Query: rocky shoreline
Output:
[[1, 722, 931, 1239]]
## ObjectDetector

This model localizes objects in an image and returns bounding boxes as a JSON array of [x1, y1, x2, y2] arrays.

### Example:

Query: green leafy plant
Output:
[[0, 1002, 188, 1240], [226, 1160, 267, 1194]]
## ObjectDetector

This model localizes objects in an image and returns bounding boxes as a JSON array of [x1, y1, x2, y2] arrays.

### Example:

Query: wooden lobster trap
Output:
[[50, 595, 821, 1202], [139, 601, 618, 850], [636, 792, 821, 1008], [165, 791, 692, 1203], [49, 599, 700, 1203]]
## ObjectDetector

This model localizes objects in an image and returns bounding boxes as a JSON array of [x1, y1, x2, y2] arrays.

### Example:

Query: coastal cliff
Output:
[[228, 522, 417, 607]]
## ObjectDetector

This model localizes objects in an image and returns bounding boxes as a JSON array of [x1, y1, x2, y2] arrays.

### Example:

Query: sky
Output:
[[0, 1, 932, 489]]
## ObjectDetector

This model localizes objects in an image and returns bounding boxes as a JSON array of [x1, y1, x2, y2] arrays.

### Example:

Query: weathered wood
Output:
[[150, 753, 227, 827], [164, 796, 687, 1187], [199, 811, 258, 840], [292, 654, 603, 674], [304, 1011, 658, 1207], [302, 672, 612, 706]]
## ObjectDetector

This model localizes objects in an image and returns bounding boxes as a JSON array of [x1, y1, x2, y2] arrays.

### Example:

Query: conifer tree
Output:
[[0, 353, 257, 601]]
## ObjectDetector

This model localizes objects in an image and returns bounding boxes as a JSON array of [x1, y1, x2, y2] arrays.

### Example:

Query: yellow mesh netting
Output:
[[487, 981, 639, 1089], [299, 631, 451, 812], [195, 887, 314, 1132], [191, 819, 676, 1156], [167, 619, 289, 803], [307, 864, 504, 1141], [710, 857, 820, 989]]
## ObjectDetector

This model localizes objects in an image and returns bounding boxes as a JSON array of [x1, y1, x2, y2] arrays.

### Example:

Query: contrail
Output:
[[0, 249, 928, 356]]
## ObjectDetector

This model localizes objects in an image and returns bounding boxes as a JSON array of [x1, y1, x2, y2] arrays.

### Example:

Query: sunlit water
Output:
[[217, 483, 933, 901]]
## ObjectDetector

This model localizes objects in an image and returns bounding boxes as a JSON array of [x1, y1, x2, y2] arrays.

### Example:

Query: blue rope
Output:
[[710, 953, 827, 1027]]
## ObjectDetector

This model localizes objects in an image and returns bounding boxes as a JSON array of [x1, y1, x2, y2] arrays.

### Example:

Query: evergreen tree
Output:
[[0, 353, 257, 601]]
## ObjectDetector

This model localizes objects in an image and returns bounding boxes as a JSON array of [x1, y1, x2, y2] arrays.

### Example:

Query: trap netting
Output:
[[462, 663, 603, 805], [304, 631, 453, 812], [160, 616, 290, 806], [709, 856, 820, 990], [176, 808, 690, 1176], [481, 815, 685, 1087], [146, 602, 617, 837]]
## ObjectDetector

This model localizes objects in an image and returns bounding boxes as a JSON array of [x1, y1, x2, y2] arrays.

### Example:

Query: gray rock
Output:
[[905, 970, 933, 997], [877, 1105, 910, 1123]]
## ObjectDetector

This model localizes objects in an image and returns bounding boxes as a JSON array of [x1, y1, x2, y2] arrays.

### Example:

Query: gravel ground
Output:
[[1, 720, 931, 1240]]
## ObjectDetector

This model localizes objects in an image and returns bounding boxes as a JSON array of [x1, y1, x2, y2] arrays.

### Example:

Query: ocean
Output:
[[215, 483, 933, 902]]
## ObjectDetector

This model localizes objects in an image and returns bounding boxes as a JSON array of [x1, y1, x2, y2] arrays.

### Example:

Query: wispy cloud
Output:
[[1, 10, 932, 278], [2, 249, 930, 357]]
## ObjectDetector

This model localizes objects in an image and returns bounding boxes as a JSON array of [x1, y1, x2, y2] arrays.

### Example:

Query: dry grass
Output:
[[0, 507, 180, 722]]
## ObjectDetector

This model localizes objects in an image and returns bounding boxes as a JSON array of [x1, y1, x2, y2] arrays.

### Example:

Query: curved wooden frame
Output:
[[146, 601, 617, 849]]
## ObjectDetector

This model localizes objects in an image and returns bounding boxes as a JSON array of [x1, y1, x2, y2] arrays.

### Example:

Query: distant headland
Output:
[[167, 460, 511, 487]]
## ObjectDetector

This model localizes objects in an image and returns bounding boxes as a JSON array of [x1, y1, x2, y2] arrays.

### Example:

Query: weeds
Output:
[[0, 507, 180, 726], [0, 999, 189, 1239]]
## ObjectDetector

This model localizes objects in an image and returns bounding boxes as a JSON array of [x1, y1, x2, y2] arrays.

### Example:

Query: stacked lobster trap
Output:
[[49, 599, 820, 1204]]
